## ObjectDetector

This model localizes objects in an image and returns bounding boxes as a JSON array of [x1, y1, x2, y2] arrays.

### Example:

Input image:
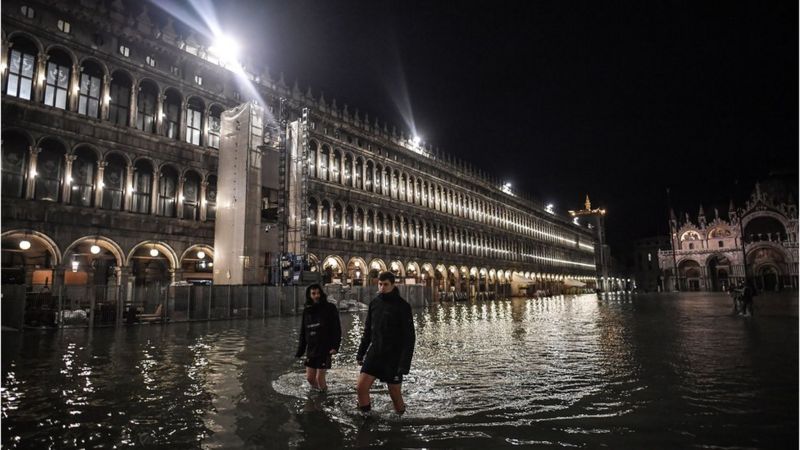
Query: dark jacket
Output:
[[356, 287, 415, 374], [296, 294, 342, 358]]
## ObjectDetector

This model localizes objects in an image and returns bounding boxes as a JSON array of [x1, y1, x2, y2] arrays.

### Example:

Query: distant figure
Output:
[[356, 271, 416, 415], [740, 280, 755, 316], [731, 283, 744, 314], [295, 284, 342, 392]]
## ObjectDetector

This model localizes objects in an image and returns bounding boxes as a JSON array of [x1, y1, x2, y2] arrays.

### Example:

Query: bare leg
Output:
[[305, 367, 319, 389], [356, 372, 376, 408], [387, 383, 406, 413], [316, 369, 328, 391]]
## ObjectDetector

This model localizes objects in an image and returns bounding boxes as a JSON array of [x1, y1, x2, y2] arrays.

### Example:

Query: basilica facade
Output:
[[2, 0, 598, 299], [658, 182, 798, 292]]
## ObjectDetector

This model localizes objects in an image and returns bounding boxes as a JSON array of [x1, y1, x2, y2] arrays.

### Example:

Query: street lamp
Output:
[[19, 240, 31, 250]]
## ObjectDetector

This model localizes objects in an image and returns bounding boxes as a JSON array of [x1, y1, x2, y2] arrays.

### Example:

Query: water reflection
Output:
[[2, 293, 798, 448]]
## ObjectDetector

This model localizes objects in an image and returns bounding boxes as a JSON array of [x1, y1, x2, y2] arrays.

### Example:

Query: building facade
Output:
[[1, 0, 598, 298], [658, 182, 799, 292], [631, 236, 670, 292]]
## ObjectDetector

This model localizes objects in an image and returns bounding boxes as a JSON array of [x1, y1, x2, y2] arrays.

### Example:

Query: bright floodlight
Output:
[[209, 34, 240, 62], [412, 135, 421, 146], [545, 203, 555, 214]]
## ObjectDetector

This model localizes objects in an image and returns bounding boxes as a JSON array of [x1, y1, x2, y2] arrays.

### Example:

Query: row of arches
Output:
[[4, 34, 225, 148], [308, 140, 594, 252], [1, 229, 214, 287], [312, 254, 594, 294], [307, 197, 595, 273], [1, 131, 217, 220]]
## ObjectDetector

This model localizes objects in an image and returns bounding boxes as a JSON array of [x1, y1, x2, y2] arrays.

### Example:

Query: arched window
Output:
[[208, 105, 223, 149], [331, 150, 341, 183], [136, 81, 157, 133], [321, 201, 331, 237], [69, 148, 96, 207], [183, 171, 201, 220], [163, 89, 181, 140], [1, 132, 28, 198], [5, 36, 37, 100], [308, 141, 317, 178], [376, 212, 385, 244], [319, 145, 330, 181], [158, 166, 178, 217], [101, 154, 126, 210], [34, 139, 65, 201], [366, 211, 375, 242], [186, 97, 204, 145], [205, 175, 217, 220], [44, 49, 72, 110], [355, 157, 363, 189], [109, 71, 131, 126], [345, 206, 354, 240], [333, 203, 343, 239], [366, 161, 374, 191], [78, 61, 102, 118], [132, 160, 153, 214], [308, 197, 318, 236], [343, 153, 352, 186]]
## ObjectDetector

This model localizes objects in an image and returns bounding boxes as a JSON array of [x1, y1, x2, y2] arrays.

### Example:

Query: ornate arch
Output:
[[63, 235, 126, 267], [126, 240, 179, 269], [1, 229, 62, 266]]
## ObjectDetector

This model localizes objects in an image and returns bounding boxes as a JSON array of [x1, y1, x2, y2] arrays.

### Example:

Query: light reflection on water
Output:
[[2, 293, 797, 448]]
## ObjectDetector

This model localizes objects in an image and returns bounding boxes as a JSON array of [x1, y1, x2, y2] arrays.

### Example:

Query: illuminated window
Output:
[[145, 56, 156, 67], [5, 46, 35, 100], [77, 63, 102, 118], [20, 5, 35, 19], [170, 65, 181, 76], [43, 53, 71, 110], [118, 45, 130, 57], [194, 74, 203, 86], [57, 20, 71, 33]]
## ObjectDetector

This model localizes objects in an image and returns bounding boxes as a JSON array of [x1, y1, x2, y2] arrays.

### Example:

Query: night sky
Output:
[[160, 0, 798, 253]]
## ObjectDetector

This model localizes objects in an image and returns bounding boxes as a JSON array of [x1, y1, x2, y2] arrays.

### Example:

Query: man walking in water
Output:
[[356, 271, 416, 415]]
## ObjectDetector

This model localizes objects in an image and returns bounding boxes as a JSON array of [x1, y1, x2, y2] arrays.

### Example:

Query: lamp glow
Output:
[[19, 240, 31, 250], [149, 248, 159, 257], [90, 245, 101, 254], [197, 251, 206, 259]]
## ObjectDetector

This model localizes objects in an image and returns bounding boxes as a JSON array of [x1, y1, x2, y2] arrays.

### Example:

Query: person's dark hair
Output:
[[305, 283, 328, 306], [378, 271, 396, 284]]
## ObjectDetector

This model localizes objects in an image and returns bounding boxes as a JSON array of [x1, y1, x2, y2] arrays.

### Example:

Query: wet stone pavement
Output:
[[2, 292, 798, 448]]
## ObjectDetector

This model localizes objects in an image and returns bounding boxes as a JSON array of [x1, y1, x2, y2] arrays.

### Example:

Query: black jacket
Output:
[[356, 288, 415, 374], [296, 300, 342, 358]]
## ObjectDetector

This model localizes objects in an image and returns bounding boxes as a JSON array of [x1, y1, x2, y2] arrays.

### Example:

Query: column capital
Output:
[[64, 154, 77, 162], [96, 160, 108, 168], [29, 146, 42, 155]]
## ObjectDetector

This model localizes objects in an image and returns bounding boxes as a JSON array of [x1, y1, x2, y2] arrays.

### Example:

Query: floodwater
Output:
[[2, 292, 797, 449]]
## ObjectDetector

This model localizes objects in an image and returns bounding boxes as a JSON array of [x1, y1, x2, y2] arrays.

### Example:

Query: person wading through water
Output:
[[295, 284, 342, 392], [356, 271, 416, 415]]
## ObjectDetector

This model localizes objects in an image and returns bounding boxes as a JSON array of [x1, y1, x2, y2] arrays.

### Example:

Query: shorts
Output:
[[360, 357, 403, 384], [304, 354, 332, 369]]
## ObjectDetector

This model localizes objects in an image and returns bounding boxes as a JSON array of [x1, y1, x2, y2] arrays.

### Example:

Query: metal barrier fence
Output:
[[0, 283, 431, 330]]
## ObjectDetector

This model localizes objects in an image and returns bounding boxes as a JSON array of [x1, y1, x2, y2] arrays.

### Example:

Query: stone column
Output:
[[315, 148, 321, 180], [94, 160, 106, 207], [150, 166, 160, 215], [69, 63, 80, 112], [62, 154, 76, 204], [351, 158, 357, 188], [316, 204, 323, 236], [202, 107, 210, 148], [34, 52, 48, 103], [328, 206, 334, 238], [200, 180, 208, 221], [129, 81, 138, 128], [100, 74, 111, 120], [125, 164, 135, 211], [25, 146, 40, 199], [155, 93, 165, 135], [178, 100, 187, 142], [176, 176, 185, 219]]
